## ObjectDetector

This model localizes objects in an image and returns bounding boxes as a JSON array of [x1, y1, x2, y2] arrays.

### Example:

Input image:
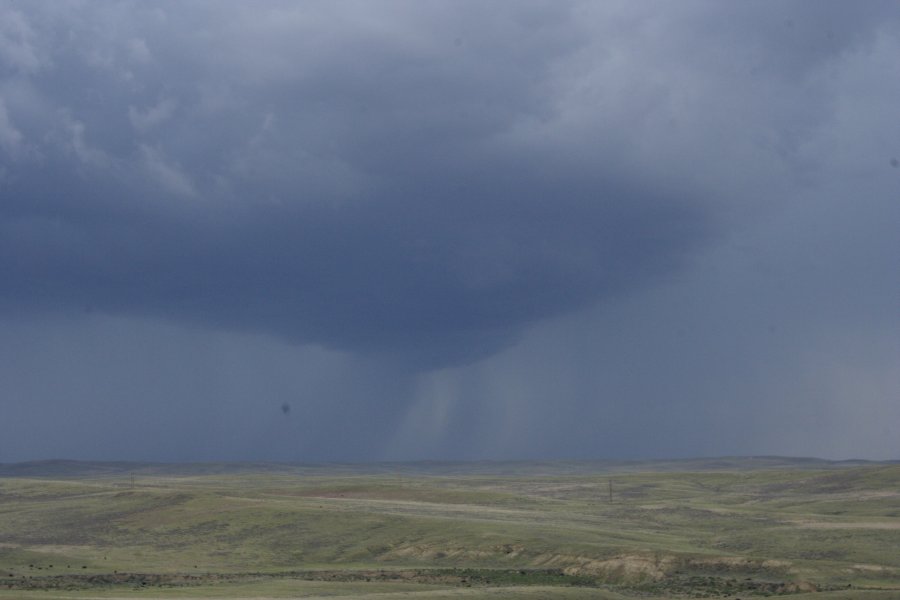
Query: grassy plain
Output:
[[1, 458, 899, 599]]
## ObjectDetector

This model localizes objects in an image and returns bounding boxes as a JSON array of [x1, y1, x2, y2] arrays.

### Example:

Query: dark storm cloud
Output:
[[0, 1, 715, 367], [2, 1, 900, 463]]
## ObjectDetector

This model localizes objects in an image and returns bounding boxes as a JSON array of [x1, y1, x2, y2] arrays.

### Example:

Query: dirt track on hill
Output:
[[790, 520, 900, 530]]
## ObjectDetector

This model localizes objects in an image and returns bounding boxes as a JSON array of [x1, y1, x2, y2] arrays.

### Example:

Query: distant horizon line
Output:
[[3, 454, 896, 468]]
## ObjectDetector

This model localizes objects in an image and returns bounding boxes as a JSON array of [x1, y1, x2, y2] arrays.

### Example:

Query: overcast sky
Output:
[[1, 1, 898, 463]]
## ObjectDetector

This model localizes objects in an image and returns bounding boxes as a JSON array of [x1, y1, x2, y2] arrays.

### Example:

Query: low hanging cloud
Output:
[[0, 2, 700, 368], [0, 1, 897, 371]]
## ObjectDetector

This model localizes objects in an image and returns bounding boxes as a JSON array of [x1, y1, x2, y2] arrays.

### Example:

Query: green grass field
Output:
[[1, 458, 899, 598]]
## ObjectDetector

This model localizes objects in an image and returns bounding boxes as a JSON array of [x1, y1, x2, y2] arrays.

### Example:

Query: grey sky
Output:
[[1, 1, 898, 462]]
